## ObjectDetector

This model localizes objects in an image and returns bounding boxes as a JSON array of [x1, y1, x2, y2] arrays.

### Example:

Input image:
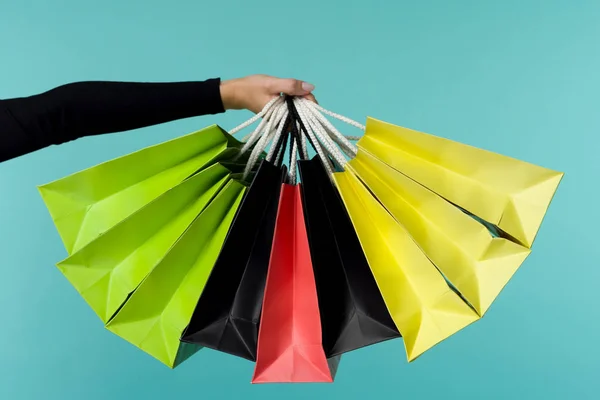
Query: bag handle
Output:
[[301, 99, 365, 132], [285, 97, 337, 182], [286, 97, 352, 183], [285, 98, 312, 183], [296, 98, 363, 157], [228, 97, 281, 136], [231, 94, 365, 181], [294, 98, 351, 168], [287, 100, 308, 161], [243, 102, 289, 178], [239, 97, 285, 155], [239, 99, 290, 180], [298, 99, 360, 157]]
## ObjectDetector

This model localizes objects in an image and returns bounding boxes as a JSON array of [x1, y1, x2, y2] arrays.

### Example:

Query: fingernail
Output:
[[302, 82, 315, 92]]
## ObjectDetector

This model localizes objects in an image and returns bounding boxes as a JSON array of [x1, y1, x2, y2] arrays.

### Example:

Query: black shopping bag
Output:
[[180, 156, 288, 361], [298, 156, 401, 357]]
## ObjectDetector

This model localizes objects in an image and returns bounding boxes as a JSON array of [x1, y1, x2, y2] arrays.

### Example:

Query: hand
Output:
[[220, 74, 317, 114]]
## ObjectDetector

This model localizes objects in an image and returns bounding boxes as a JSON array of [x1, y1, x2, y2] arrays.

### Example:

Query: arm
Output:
[[0, 75, 316, 162]]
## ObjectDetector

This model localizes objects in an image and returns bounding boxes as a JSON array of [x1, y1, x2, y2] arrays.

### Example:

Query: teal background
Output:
[[0, 0, 597, 399]]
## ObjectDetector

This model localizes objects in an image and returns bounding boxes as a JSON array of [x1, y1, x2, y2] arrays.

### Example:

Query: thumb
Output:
[[271, 78, 315, 96]]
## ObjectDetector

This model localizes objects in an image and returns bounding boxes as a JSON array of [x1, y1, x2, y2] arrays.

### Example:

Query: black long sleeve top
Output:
[[0, 78, 225, 162]]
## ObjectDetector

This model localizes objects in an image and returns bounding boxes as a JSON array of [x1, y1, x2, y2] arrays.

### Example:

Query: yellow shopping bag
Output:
[[347, 150, 531, 316], [357, 117, 563, 248], [333, 169, 479, 361]]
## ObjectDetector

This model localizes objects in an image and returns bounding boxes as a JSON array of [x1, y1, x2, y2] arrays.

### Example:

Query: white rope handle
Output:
[[306, 100, 366, 131], [265, 105, 291, 162], [288, 138, 299, 183], [292, 98, 335, 176], [239, 97, 285, 155], [226, 94, 367, 181], [242, 101, 289, 179], [295, 98, 348, 168], [262, 108, 289, 162], [294, 99, 333, 175], [299, 98, 358, 158], [299, 121, 308, 162], [228, 97, 280, 136]]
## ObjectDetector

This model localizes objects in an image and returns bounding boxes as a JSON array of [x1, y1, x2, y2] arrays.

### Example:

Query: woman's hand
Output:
[[220, 74, 317, 114]]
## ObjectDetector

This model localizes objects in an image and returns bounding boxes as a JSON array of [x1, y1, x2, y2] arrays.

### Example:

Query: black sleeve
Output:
[[0, 78, 225, 162]]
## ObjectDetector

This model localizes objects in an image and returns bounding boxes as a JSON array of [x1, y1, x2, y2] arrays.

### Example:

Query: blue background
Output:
[[0, 0, 597, 399]]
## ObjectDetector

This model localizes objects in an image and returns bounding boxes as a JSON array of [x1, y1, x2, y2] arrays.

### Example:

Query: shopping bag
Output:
[[180, 159, 288, 361], [106, 179, 246, 368], [252, 183, 340, 383], [358, 117, 563, 248], [348, 150, 531, 316], [56, 163, 232, 323], [297, 156, 400, 357], [39, 125, 242, 254], [333, 169, 480, 362]]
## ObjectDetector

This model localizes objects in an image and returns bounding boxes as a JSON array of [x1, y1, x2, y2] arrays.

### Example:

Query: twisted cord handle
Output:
[[228, 94, 366, 181], [228, 97, 280, 136]]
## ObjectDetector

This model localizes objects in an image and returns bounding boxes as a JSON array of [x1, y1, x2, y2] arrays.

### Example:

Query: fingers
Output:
[[301, 93, 318, 104], [271, 78, 315, 96]]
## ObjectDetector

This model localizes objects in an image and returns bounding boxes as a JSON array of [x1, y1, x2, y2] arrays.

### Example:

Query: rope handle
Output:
[[301, 99, 366, 131], [286, 97, 336, 180], [294, 98, 349, 167], [287, 97, 356, 182], [296, 98, 364, 157], [297, 99, 357, 158], [228, 94, 365, 181], [228, 97, 280, 135], [241, 100, 289, 179]]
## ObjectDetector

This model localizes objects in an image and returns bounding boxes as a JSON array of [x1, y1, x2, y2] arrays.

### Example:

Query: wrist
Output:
[[220, 79, 242, 111]]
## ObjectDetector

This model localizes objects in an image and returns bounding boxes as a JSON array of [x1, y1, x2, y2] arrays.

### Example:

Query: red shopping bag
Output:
[[252, 183, 339, 383]]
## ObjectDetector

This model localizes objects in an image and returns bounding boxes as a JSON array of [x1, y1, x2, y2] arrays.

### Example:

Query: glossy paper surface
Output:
[[252, 184, 339, 383], [298, 157, 400, 357], [181, 160, 287, 361], [334, 170, 479, 361], [359, 117, 563, 248], [106, 180, 246, 368], [38, 125, 241, 254], [56, 164, 231, 323], [349, 151, 531, 316]]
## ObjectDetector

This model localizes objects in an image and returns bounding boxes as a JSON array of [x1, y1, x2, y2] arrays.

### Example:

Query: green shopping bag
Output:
[[106, 179, 246, 368], [38, 125, 242, 254], [56, 163, 233, 324]]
